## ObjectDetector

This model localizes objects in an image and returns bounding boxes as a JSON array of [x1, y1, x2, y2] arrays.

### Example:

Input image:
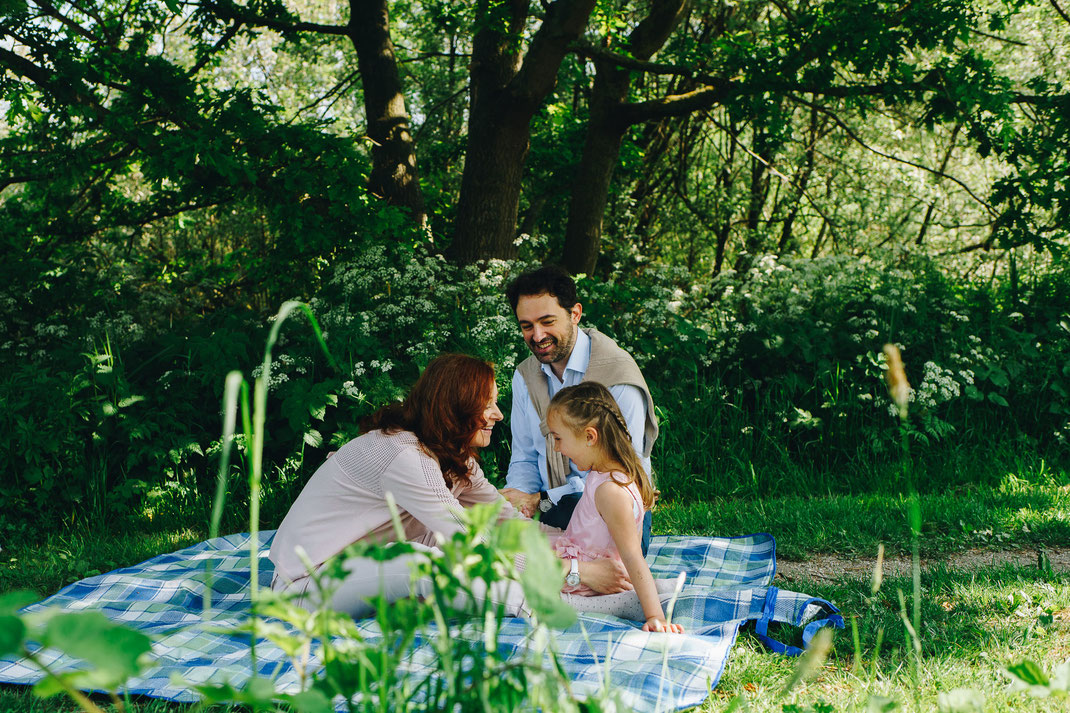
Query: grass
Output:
[[1, 480, 1067, 712], [0, 529, 208, 600], [657, 481, 1070, 559], [4, 483, 1067, 597], [708, 565, 1070, 712], [0, 691, 201, 712]]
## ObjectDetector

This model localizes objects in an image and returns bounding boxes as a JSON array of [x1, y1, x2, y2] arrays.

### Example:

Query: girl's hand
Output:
[[642, 617, 683, 634]]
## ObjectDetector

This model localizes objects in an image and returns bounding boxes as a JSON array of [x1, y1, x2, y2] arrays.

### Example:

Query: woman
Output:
[[269, 353, 629, 618]]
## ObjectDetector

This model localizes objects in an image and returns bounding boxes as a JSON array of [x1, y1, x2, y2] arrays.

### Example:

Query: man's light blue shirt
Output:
[[506, 329, 650, 503]]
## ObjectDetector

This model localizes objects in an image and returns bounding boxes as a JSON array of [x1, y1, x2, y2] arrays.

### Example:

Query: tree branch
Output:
[[0, 46, 102, 109], [189, 20, 243, 75], [570, 40, 699, 77], [1050, 0, 1070, 26], [620, 84, 731, 123], [396, 50, 472, 64], [706, 108, 843, 250], [968, 27, 1028, 46], [785, 92, 996, 215], [286, 69, 361, 123], [30, 0, 97, 42], [201, 0, 350, 36], [508, 0, 598, 108]]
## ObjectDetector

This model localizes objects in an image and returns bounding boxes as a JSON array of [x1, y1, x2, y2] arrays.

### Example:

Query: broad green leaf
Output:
[[245, 676, 277, 703], [461, 499, 501, 537], [988, 370, 1010, 388], [32, 670, 78, 698], [41, 611, 152, 689], [987, 392, 1009, 407], [117, 395, 145, 408], [0, 615, 26, 656], [518, 526, 576, 629], [287, 688, 334, 713], [256, 620, 307, 658], [865, 695, 899, 712], [0, 591, 38, 615], [303, 428, 323, 448], [0, 0, 28, 16], [495, 518, 526, 552], [1006, 659, 1049, 686], [194, 681, 244, 704]]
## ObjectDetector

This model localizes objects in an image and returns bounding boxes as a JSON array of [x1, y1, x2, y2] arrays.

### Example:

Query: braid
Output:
[[548, 382, 656, 510]]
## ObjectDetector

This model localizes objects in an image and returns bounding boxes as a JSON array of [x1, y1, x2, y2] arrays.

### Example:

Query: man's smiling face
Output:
[[515, 293, 582, 368]]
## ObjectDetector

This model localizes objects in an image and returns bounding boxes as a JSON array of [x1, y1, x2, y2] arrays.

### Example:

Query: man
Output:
[[499, 266, 658, 552]]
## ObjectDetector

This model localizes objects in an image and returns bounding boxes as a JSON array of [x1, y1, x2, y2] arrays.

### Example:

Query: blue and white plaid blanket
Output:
[[0, 532, 841, 712]]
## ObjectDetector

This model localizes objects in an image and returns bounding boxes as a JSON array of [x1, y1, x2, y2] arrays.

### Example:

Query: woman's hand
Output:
[[577, 558, 633, 594], [642, 616, 684, 634], [499, 488, 539, 517]]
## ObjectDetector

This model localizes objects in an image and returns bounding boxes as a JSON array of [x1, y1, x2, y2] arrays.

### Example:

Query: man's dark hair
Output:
[[506, 265, 578, 312]]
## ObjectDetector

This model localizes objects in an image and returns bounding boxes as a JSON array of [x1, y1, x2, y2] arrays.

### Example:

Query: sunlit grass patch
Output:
[[702, 564, 1070, 712], [656, 483, 1070, 558], [0, 528, 206, 598]]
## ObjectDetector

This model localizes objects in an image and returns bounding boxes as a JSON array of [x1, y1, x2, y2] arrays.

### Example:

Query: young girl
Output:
[[547, 382, 684, 634]]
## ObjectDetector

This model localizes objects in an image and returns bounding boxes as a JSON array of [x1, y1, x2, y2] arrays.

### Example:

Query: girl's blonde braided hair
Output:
[[548, 382, 656, 509]]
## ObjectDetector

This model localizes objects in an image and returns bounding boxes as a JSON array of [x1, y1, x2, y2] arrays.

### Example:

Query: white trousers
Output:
[[273, 543, 680, 622], [273, 542, 530, 618]]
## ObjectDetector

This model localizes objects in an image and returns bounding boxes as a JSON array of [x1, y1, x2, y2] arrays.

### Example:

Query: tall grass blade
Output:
[[778, 627, 834, 699], [203, 371, 244, 617], [871, 543, 884, 595], [245, 301, 338, 676]]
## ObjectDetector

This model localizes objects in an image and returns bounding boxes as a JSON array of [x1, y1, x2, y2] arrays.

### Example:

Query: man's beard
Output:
[[527, 327, 575, 364]]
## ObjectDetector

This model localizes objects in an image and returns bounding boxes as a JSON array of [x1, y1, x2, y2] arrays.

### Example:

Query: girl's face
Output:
[[470, 383, 503, 449], [547, 410, 595, 470]]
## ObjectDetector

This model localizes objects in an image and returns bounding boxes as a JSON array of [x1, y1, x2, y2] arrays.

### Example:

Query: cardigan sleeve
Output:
[[457, 461, 527, 523], [380, 444, 470, 539]]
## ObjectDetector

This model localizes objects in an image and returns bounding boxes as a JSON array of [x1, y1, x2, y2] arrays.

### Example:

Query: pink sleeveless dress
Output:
[[553, 469, 644, 596]]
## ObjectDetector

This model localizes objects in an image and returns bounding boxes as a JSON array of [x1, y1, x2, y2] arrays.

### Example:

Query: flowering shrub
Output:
[[0, 240, 1067, 526]]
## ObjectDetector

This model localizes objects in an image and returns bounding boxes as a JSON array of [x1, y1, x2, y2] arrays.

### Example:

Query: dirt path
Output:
[[774, 546, 1070, 583]]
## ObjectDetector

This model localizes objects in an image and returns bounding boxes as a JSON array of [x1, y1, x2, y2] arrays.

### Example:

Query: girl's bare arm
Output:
[[594, 482, 683, 633]]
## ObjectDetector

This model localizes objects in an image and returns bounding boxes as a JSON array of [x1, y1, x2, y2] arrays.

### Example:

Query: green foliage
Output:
[[2, 241, 1069, 526], [33, 612, 153, 694], [189, 502, 591, 713], [0, 300, 607, 713], [1005, 659, 1070, 698], [0, 601, 153, 712]]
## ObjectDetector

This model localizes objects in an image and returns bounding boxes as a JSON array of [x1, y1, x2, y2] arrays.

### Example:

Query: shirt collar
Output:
[[540, 327, 590, 381]]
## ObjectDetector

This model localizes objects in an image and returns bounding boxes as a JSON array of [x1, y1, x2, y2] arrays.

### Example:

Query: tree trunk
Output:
[[349, 0, 426, 226], [733, 128, 771, 273], [562, 0, 691, 274], [777, 104, 818, 255], [451, 104, 532, 261], [450, 0, 599, 263], [562, 66, 629, 275]]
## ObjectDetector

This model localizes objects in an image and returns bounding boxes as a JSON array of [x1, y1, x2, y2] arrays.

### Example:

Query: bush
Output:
[[1, 241, 1067, 527]]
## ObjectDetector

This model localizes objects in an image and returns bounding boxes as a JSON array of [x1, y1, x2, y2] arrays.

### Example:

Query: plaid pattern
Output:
[[0, 531, 841, 713]]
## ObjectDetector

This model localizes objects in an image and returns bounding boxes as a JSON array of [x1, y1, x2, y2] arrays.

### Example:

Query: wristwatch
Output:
[[538, 490, 553, 513], [565, 558, 581, 587]]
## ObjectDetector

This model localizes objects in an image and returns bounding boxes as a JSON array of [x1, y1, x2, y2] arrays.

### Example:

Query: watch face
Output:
[[539, 498, 553, 512], [565, 573, 581, 587]]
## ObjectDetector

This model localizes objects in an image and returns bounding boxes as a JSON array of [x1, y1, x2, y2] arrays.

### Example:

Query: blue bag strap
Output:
[[753, 587, 845, 657]]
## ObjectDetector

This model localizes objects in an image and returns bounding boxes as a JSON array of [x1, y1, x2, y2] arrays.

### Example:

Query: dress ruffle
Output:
[[554, 536, 621, 596]]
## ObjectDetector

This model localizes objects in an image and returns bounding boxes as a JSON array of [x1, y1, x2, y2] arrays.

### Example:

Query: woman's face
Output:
[[470, 383, 503, 448]]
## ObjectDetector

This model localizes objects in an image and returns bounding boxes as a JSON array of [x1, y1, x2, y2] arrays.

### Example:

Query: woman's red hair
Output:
[[362, 354, 495, 487]]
